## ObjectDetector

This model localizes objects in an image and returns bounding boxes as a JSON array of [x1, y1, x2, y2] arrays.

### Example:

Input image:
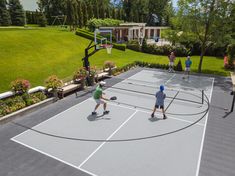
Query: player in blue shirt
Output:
[[183, 56, 192, 80], [151, 85, 167, 119]]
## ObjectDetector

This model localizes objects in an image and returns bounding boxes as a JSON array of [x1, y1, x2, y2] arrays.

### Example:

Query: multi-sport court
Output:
[[11, 69, 214, 176]]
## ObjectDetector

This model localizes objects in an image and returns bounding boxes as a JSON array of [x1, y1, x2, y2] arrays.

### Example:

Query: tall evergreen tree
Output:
[[93, 0, 99, 18], [112, 8, 116, 19], [106, 7, 111, 18], [77, 0, 83, 28], [87, 1, 94, 20], [82, 1, 88, 27], [148, 0, 169, 25], [8, 0, 25, 26], [66, 0, 78, 30], [37, 1, 47, 27], [99, 0, 105, 19], [38, 0, 66, 24], [123, 0, 132, 21], [117, 7, 122, 20], [0, 0, 11, 26]]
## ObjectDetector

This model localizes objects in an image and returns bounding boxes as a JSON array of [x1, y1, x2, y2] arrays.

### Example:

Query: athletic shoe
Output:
[[163, 114, 167, 119], [151, 113, 154, 118], [103, 110, 110, 115], [92, 112, 97, 115]]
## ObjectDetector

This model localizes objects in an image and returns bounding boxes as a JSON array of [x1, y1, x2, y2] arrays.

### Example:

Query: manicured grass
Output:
[[0, 27, 229, 93]]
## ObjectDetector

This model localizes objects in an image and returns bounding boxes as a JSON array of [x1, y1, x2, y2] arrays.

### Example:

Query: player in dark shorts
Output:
[[151, 85, 167, 119]]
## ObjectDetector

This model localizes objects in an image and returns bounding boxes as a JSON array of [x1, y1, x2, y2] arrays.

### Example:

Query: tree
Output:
[[8, 0, 25, 26], [82, 1, 88, 27], [87, 1, 94, 20], [37, 1, 47, 27], [99, 0, 105, 19], [0, 0, 11, 26], [123, 0, 133, 21], [162, 1, 175, 26], [117, 7, 123, 20], [66, 0, 78, 30], [77, 0, 83, 28], [176, 0, 234, 72], [93, 0, 99, 18], [148, 0, 170, 25], [112, 7, 116, 19], [38, 12, 47, 27], [38, 0, 66, 24]]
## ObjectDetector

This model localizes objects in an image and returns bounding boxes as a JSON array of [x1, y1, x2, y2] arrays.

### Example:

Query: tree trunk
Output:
[[198, 45, 206, 73]]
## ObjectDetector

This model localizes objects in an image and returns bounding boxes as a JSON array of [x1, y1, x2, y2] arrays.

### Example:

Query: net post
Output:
[[202, 90, 204, 104], [230, 91, 235, 112]]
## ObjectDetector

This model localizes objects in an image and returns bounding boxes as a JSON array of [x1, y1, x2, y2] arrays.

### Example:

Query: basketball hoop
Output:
[[105, 45, 113, 54]]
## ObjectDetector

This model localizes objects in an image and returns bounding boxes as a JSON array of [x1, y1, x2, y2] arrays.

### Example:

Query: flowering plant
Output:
[[73, 67, 88, 81], [104, 60, 115, 69], [45, 75, 62, 90], [10, 79, 31, 93]]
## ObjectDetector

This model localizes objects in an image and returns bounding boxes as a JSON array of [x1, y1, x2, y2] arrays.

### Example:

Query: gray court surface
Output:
[[11, 70, 214, 176]]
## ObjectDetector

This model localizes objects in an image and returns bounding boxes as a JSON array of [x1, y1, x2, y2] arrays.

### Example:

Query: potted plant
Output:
[[10, 79, 31, 95], [73, 68, 88, 89], [104, 61, 116, 76], [45, 75, 62, 100]]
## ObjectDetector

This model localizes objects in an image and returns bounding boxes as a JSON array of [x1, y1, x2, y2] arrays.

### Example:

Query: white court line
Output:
[[9, 70, 146, 175], [165, 74, 176, 85], [10, 69, 208, 176], [105, 100, 205, 127], [11, 138, 97, 176], [11, 98, 92, 140], [195, 78, 214, 176], [78, 110, 138, 168], [11, 70, 142, 141]]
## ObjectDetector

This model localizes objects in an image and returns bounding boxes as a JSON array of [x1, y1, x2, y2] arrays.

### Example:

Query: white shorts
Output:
[[185, 67, 190, 71], [95, 99, 105, 104], [169, 62, 174, 66]]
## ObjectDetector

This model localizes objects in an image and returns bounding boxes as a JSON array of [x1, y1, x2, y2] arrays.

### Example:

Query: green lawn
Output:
[[0, 27, 228, 93]]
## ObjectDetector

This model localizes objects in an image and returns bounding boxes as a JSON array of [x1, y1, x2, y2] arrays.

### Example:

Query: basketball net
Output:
[[106, 45, 113, 54]]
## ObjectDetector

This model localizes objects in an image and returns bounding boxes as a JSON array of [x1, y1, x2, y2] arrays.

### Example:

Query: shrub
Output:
[[76, 30, 95, 40], [31, 92, 47, 101], [127, 40, 141, 52], [3, 96, 26, 115], [45, 75, 62, 90], [0, 91, 47, 117], [104, 60, 116, 69], [113, 43, 126, 51], [134, 61, 169, 70], [10, 79, 30, 94], [87, 18, 123, 31], [175, 59, 183, 71], [227, 43, 235, 69]]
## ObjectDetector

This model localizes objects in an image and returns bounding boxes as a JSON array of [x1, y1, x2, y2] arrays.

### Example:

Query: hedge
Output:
[[127, 40, 141, 52], [87, 18, 123, 31], [113, 43, 126, 51], [126, 39, 188, 56]]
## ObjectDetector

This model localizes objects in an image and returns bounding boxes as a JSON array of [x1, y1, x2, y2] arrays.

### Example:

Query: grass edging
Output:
[[0, 97, 54, 124]]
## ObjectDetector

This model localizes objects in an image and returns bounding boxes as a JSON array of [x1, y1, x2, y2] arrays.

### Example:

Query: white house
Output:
[[99, 23, 168, 43]]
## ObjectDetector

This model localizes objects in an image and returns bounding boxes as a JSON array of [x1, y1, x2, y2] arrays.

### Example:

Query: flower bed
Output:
[[0, 91, 47, 117]]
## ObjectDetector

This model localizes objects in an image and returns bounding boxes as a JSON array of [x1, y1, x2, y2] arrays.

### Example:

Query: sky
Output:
[[20, 0, 178, 11]]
